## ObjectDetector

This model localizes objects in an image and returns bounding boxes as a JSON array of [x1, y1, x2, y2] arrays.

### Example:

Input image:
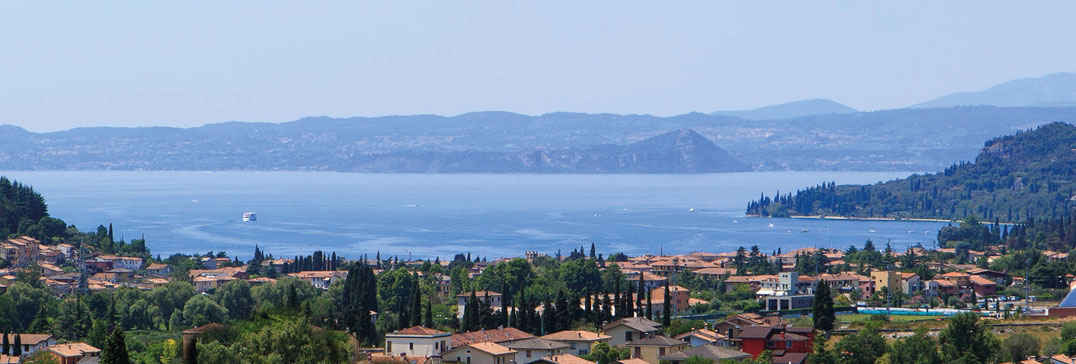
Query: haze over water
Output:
[[6, 171, 950, 260]]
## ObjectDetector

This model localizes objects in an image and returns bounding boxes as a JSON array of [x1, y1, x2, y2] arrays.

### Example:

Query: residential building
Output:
[[528, 353, 595, 364], [286, 270, 347, 289], [98, 255, 143, 271], [1, 236, 39, 267], [386, 326, 452, 357], [601, 317, 661, 347], [657, 344, 749, 364], [146, 263, 172, 276], [870, 271, 902, 294], [506, 338, 569, 364], [44, 343, 101, 364], [1, 333, 56, 357], [674, 329, 730, 347], [541, 331, 611, 356], [970, 275, 997, 296], [452, 328, 534, 348], [456, 291, 504, 318], [625, 336, 688, 364], [444, 342, 516, 364], [737, 326, 812, 362]]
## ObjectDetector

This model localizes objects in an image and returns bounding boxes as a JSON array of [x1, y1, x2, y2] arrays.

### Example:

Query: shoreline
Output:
[[746, 214, 956, 223]]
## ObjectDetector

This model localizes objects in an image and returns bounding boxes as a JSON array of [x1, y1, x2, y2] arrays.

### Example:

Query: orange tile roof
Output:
[[452, 327, 534, 347], [541, 330, 611, 342], [46, 342, 100, 357], [468, 342, 516, 356], [543, 354, 596, 364], [389, 326, 449, 336]]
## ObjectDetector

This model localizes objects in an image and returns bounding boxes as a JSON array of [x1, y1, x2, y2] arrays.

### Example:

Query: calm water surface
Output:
[[1, 171, 950, 260]]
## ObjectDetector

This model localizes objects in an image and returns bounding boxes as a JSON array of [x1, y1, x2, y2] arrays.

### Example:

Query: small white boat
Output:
[[689, 208, 695, 212], [801, 229, 809, 233], [242, 212, 257, 222], [768, 223, 775, 228]]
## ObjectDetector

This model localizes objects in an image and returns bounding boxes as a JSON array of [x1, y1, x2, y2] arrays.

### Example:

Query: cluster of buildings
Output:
[[375, 310, 813, 364], [0, 333, 99, 364]]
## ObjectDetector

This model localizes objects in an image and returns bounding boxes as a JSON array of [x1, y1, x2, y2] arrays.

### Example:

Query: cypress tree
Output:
[[424, 297, 434, 328], [662, 280, 671, 327], [625, 284, 635, 318], [542, 300, 555, 335], [101, 328, 128, 364], [2, 333, 8, 356], [613, 277, 622, 319], [501, 282, 510, 328], [636, 274, 644, 317], [812, 279, 835, 332], [12, 334, 20, 357], [584, 288, 592, 322], [646, 290, 653, 320], [410, 272, 422, 326]]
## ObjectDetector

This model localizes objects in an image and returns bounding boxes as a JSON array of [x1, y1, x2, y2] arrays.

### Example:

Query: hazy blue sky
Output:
[[2, 1, 1075, 131]]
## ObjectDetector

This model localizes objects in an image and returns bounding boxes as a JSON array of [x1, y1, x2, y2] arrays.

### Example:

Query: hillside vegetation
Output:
[[747, 122, 1076, 221]]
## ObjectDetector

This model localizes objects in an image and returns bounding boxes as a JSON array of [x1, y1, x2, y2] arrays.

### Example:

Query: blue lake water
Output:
[[1, 171, 951, 260]]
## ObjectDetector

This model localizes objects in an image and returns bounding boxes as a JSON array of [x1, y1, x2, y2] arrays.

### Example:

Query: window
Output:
[[626, 332, 633, 342], [786, 341, 792, 348], [410, 343, 414, 350], [727, 329, 734, 338], [467, 357, 471, 364], [527, 350, 532, 358], [634, 347, 641, 357], [387, 342, 392, 353], [659, 348, 665, 355], [766, 341, 775, 348]]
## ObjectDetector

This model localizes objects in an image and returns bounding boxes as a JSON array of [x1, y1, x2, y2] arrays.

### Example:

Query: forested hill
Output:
[[746, 122, 1076, 221]]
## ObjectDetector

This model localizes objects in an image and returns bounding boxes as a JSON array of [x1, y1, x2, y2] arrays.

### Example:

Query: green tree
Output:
[[21, 351, 60, 364], [182, 295, 229, 327], [1002, 333, 1040, 363], [662, 280, 671, 327], [812, 281, 835, 332], [214, 280, 254, 320], [684, 356, 713, 364], [938, 313, 1000, 363], [101, 328, 130, 364], [887, 328, 940, 364], [832, 324, 886, 364]]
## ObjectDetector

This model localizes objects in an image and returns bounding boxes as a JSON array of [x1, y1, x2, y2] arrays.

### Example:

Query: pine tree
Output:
[[101, 328, 129, 364], [662, 280, 671, 327]]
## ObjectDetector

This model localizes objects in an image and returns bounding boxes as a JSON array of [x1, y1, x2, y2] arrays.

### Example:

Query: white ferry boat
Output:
[[242, 212, 257, 222]]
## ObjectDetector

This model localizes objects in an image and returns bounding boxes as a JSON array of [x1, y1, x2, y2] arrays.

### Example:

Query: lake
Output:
[[1, 171, 951, 260]]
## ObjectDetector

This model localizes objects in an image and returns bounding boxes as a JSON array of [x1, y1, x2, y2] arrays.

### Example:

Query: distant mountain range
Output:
[[710, 99, 857, 120], [913, 72, 1076, 108], [3, 72, 1076, 173]]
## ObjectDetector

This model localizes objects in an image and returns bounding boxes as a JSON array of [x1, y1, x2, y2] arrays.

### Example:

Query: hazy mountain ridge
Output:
[[710, 98, 857, 119], [914, 72, 1076, 108], [3, 106, 1076, 172]]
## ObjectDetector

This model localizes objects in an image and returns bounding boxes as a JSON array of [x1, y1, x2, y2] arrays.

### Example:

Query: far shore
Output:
[[746, 213, 956, 223]]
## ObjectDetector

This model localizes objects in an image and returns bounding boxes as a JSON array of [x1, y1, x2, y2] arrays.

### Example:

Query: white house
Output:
[[385, 326, 452, 357]]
